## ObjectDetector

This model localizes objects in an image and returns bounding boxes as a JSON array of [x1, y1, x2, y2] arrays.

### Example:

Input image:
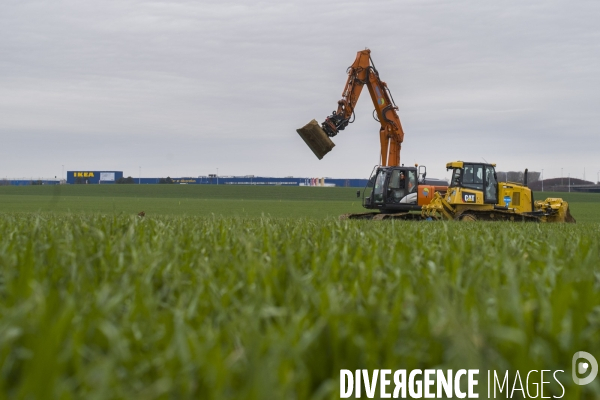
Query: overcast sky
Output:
[[1, 0, 599, 181]]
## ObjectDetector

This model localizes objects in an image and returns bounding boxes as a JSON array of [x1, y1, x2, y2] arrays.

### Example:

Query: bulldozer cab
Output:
[[447, 162, 498, 204]]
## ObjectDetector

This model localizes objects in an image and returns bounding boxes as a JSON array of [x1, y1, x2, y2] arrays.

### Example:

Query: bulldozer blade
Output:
[[296, 119, 335, 160], [564, 204, 576, 223]]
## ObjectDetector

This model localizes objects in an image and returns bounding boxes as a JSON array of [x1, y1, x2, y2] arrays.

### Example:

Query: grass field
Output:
[[0, 185, 599, 221], [0, 185, 366, 219], [1, 186, 599, 399]]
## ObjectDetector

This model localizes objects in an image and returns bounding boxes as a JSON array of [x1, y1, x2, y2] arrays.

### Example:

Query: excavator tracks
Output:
[[339, 212, 423, 221]]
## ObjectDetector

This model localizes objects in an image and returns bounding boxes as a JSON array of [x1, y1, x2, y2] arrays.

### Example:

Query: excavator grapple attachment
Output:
[[296, 119, 335, 160]]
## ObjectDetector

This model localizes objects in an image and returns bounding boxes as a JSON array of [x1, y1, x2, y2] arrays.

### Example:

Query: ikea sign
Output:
[[73, 172, 95, 178]]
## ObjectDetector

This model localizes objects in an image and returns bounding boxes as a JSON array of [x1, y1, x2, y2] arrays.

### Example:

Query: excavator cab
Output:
[[362, 165, 446, 213]]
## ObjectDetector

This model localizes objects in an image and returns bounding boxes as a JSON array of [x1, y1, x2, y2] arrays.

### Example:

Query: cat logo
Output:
[[462, 193, 476, 203]]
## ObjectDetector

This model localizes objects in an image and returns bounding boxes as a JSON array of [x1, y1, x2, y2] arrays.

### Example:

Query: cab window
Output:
[[373, 170, 387, 204], [450, 168, 462, 187], [389, 170, 402, 189], [484, 165, 497, 203], [407, 171, 417, 193], [462, 164, 484, 191], [387, 169, 406, 203]]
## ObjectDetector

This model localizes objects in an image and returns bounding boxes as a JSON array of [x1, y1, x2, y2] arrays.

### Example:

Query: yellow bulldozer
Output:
[[419, 161, 575, 223]]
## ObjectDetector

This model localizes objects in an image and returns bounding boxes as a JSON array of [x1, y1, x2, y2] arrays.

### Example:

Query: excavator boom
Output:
[[297, 49, 447, 217], [297, 49, 405, 166]]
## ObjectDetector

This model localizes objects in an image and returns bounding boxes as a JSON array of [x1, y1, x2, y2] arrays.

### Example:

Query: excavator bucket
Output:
[[296, 119, 335, 160]]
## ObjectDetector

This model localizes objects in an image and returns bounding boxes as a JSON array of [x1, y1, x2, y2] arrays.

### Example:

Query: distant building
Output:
[[139, 176, 370, 187], [67, 171, 123, 184], [12, 171, 371, 187]]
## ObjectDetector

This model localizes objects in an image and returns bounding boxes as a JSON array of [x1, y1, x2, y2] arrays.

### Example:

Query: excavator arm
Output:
[[297, 49, 405, 166]]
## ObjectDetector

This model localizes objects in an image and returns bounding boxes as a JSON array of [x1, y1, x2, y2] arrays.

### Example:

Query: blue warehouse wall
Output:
[[67, 171, 124, 184], [58, 171, 368, 187]]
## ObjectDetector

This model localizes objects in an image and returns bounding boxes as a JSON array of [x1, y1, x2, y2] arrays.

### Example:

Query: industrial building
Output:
[[4, 172, 369, 187], [66, 171, 124, 184], [138, 176, 369, 187]]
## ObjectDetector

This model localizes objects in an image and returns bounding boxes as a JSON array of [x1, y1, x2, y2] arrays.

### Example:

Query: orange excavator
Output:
[[297, 49, 447, 218]]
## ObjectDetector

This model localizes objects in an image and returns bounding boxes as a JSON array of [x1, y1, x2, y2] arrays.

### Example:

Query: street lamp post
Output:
[[568, 173, 570, 193], [541, 169, 544, 192]]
